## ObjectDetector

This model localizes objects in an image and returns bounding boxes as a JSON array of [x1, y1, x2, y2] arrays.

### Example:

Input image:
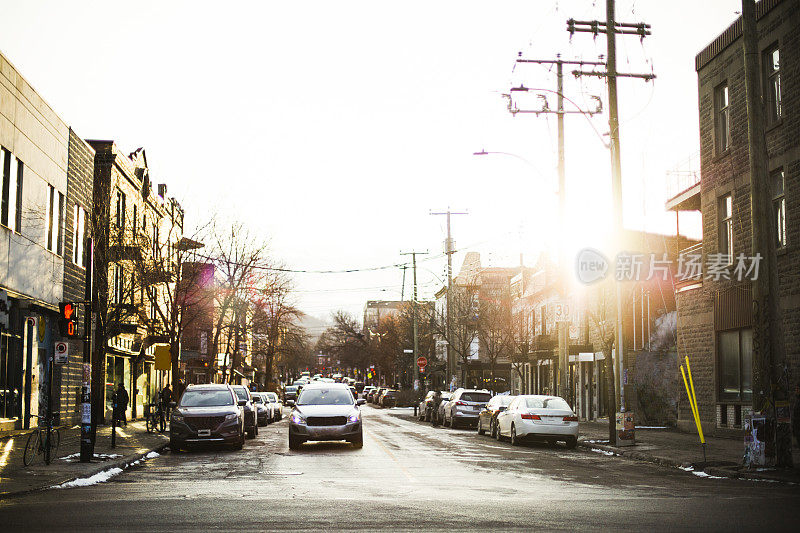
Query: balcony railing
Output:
[[666, 171, 701, 202]]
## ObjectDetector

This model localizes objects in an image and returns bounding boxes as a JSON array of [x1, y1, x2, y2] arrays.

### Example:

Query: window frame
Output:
[[714, 83, 731, 154], [1, 148, 11, 227], [771, 168, 786, 248], [718, 194, 733, 261], [717, 327, 753, 403], [763, 44, 781, 125]]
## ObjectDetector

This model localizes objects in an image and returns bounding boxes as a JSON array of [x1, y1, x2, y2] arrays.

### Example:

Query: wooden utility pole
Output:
[[568, 0, 654, 420], [741, 0, 791, 467], [510, 56, 603, 405], [430, 209, 467, 389], [401, 250, 428, 391]]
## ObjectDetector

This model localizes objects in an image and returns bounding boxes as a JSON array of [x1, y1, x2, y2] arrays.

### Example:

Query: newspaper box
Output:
[[615, 411, 635, 447]]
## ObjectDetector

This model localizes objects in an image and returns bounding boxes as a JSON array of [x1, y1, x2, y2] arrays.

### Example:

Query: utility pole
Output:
[[80, 239, 94, 462], [510, 55, 603, 404], [401, 250, 428, 391], [741, 0, 791, 467], [568, 1, 654, 418], [430, 209, 467, 389]]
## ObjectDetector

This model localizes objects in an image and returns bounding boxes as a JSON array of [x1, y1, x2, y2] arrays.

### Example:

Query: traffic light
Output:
[[58, 302, 78, 338]]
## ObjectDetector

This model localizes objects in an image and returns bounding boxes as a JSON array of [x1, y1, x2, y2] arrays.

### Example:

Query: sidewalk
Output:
[[0, 420, 168, 499], [578, 419, 800, 483]]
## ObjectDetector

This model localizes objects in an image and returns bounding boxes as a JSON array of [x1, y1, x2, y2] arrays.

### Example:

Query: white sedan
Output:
[[495, 395, 578, 448]]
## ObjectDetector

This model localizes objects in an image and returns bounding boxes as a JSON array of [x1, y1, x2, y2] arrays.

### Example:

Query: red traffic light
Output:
[[59, 302, 79, 338]]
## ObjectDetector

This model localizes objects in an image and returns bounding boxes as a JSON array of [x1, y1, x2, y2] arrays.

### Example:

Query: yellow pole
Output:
[[684, 357, 705, 444], [680, 364, 705, 445]]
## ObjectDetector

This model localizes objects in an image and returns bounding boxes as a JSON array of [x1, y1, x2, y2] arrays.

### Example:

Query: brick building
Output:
[[669, 0, 799, 436]]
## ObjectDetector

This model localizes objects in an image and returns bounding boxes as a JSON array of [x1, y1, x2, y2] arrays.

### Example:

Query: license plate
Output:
[[198, 429, 211, 437]]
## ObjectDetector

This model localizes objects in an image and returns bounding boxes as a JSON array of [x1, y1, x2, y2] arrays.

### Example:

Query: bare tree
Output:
[[509, 307, 536, 395], [428, 280, 481, 387], [585, 279, 618, 442], [478, 288, 514, 392], [316, 311, 371, 375]]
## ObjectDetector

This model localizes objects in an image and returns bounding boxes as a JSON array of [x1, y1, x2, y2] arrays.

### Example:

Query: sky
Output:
[[0, 0, 742, 329]]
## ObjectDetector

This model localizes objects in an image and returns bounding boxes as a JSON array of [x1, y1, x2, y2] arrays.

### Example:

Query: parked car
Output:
[[288, 382, 365, 449], [369, 387, 384, 403], [231, 385, 259, 438], [478, 394, 516, 437], [376, 388, 391, 405], [418, 391, 452, 422], [380, 389, 399, 408], [169, 384, 245, 452], [265, 392, 283, 421], [435, 393, 454, 425], [251, 393, 271, 426], [284, 385, 299, 405], [494, 395, 578, 448], [442, 389, 492, 429], [362, 386, 376, 400]]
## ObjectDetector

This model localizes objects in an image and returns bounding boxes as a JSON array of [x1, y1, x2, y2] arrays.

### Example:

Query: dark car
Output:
[[354, 381, 365, 393], [284, 385, 299, 405], [477, 394, 516, 437], [251, 393, 271, 426], [380, 389, 399, 408], [169, 384, 245, 452], [231, 385, 259, 438]]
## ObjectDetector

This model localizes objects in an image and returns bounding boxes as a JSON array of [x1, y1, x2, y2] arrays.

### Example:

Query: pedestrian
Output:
[[114, 383, 129, 427], [431, 389, 442, 427], [161, 384, 174, 409], [792, 384, 800, 448]]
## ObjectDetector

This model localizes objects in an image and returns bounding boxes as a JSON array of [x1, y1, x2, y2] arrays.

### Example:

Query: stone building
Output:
[[87, 141, 184, 421], [669, 0, 799, 436], [0, 52, 69, 430]]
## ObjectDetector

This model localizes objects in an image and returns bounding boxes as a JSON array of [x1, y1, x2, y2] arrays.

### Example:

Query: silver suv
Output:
[[442, 389, 492, 429]]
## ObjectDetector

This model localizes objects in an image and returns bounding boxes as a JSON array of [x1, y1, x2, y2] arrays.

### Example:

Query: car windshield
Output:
[[180, 389, 234, 407], [233, 388, 249, 401], [461, 392, 491, 403], [525, 397, 571, 410], [266, 393, 278, 401], [297, 388, 353, 406], [252, 395, 263, 403]]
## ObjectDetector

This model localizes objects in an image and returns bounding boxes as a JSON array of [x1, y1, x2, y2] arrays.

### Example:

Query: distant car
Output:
[[284, 385, 299, 405], [265, 392, 283, 421], [494, 395, 578, 448], [231, 385, 259, 438], [442, 389, 492, 429], [380, 389, 399, 408], [371, 387, 387, 404], [362, 386, 375, 400], [251, 393, 271, 426], [418, 391, 451, 422], [288, 382, 365, 449], [375, 388, 389, 405], [348, 385, 358, 400], [320, 377, 335, 383], [354, 381, 365, 393], [435, 394, 453, 425], [169, 384, 245, 451], [478, 394, 516, 437]]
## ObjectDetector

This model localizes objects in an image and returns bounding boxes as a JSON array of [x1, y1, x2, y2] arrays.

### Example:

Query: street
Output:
[[1, 406, 797, 531]]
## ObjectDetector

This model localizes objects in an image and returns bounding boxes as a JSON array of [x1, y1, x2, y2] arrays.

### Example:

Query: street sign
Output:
[[403, 349, 414, 354], [553, 300, 571, 323], [54, 341, 68, 364], [416, 356, 427, 368]]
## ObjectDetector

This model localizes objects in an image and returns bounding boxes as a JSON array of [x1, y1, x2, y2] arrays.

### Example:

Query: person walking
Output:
[[161, 384, 174, 409], [431, 389, 442, 427], [114, 383, 129, 427]]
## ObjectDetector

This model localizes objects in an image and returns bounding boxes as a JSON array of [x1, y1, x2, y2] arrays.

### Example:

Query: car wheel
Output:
[[246, 426, 255, 439], [170, 438, 183, 453], [349, 431, 364, 448], [510, 424, 519, 446], [233, 432, 245, 450], [477, 418, 485, 435], [565, 436, 577, 449], [495, 423, 503, 441], [289, 434, 303, 450], [490, 419, 497, 439]]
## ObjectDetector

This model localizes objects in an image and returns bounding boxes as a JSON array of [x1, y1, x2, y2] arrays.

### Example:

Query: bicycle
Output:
[[22, 414, 60, 466], [145, 402, 166, 433]]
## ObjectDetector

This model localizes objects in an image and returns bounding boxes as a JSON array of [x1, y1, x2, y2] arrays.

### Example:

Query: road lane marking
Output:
[[364, 428, 416, 483]]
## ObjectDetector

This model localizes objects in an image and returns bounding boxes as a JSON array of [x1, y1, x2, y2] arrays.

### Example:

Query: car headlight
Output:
[[348, 411, 360, 423], [291, 412, 306, 424], [171, 413, 184, 423], [225, 413, 239, 421]]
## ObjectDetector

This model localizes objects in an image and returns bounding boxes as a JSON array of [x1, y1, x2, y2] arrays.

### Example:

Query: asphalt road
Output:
[[1, 405, 798, 531]]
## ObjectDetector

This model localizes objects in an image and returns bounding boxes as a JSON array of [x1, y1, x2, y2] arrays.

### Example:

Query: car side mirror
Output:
[[238, 399, 247, 406], [169, 401, 177, 409], [356, 399, 366, 406]]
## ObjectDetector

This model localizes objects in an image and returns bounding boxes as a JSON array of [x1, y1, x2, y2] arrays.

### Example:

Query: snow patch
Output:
[[52, 467, 123, 489], [144, 451, 160, 459], [692, 471, 724, 479], [636, 426, 668, 429], [679, 466, 694, 472], [590, 448, 615, 456]]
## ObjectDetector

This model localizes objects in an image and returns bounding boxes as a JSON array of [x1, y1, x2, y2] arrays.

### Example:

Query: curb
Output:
[[0, 441, 169, 501], [577, 440, 688, 470]]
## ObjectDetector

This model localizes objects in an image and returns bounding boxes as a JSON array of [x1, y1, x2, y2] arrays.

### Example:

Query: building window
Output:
[[14, 159, 23, 233], [771, 169, 786, 248], [73, 204, 86, 266], [46, 185, 55, 251], [719, 194, 733, 262], [115, 189, 125, 229], [57, 191, 64, 256], [112, 263, 123, 304], [715, 83, 731, 153], [132, 204, 137, 237], [764, 45, 781, 124], [718, 328, 752, 402], [540, 305, 547, 336], [1, 148, 10, 227]]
